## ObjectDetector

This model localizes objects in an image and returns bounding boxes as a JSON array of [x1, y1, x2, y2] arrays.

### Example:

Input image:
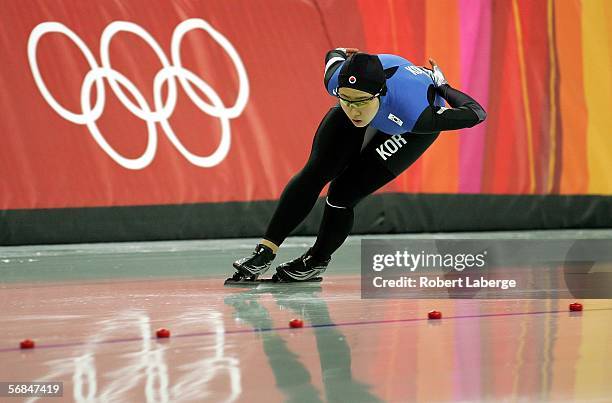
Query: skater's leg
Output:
[[309, 166, 394, 260], [310, 131, 440, 259]]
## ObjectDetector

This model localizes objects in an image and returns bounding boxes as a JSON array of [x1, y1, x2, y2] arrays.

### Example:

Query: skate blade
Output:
[[224, 277, 323, 287]]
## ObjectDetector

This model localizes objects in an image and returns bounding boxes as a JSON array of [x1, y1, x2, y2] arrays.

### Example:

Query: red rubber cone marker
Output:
[[428, 310, 442, 320], [289, 319, 304, 328], [20, 339, 35, 349], [156, 328, 171, 338], [569, 302, 583, 312]]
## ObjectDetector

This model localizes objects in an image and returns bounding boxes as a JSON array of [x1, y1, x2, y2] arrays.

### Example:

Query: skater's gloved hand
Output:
[[336, 47, 359, 57], [426, 58, 448, 87]]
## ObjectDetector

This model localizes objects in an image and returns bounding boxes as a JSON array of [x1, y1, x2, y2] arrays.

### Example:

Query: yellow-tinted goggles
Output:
[[335, 91, 380, 108]]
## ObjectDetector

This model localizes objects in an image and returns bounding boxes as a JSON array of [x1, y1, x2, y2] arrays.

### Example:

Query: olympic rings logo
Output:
[[27, 19, 249, 170]]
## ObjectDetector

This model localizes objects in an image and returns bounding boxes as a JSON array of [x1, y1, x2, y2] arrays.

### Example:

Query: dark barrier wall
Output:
[[2, 195, 612, 246], [1, 1, 611, 244]]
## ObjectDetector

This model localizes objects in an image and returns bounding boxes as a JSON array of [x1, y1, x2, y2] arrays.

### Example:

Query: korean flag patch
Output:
[[387, 113, 403, 127]]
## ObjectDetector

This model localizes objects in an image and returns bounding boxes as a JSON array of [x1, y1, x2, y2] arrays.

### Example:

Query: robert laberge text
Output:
[[372, 276, 517, 290]]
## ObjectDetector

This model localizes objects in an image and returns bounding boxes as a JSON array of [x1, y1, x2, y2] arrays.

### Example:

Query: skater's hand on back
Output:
[[337, 47, 359, 57]]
